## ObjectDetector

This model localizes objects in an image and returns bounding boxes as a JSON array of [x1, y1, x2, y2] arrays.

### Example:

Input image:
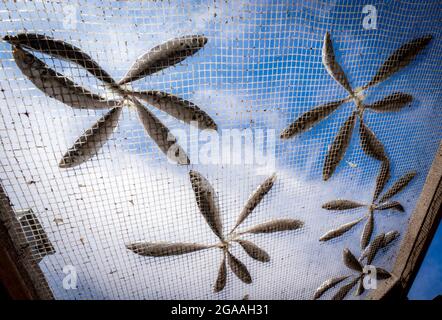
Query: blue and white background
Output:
[[0, 0, 440, 299]]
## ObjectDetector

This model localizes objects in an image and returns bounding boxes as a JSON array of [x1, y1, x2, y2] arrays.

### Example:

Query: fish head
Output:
[[322, 171, 331, 181], [58, 157, 74, 169], [323, 31, 332, 50], [206, 120, 218, 131], [3, 33, 45, 46], [187, 35, 208, 48], [385, 230, 399, 239], [125, 243, 141, 253], [12, 46, 34, 66], [188, 170, 202, 183], [280, 126, 299, 139], [2, 34, 19, 45], [199, 35, 208, 46], [383, 230, 400, 245], [58, 150, 81, 169]]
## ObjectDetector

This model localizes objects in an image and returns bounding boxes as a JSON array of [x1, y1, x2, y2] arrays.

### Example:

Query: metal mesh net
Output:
[[0, 0, 441, 300]]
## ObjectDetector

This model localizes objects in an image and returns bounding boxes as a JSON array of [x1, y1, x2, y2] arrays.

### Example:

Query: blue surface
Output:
[[408, 219, 442, 300]]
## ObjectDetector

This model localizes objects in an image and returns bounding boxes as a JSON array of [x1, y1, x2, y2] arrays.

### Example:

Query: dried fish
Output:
[[375, 201, 404, 212], [226, 251, 252, 284], [4, 33, 117, 86], [59, 107, 122, 168], [322, 199, 365, 211], [235, 239, 270, 263], [361, 233, 385, 265], [365, 92, 413, 113], [360, 231, 399, 264], [376, 267, 392, 280], [323, 111, 357, 181], [313, 276, 349, 300], [242, 219, 303, 235], [331, 277, 359, 300], [232, 174, 276, 232], [382, 231, 399, 247], [343, 248, 363, 272], [354, 278, 365, 296], [378, 171, 416, 203], [119, 35, 208, 85], [373, 159, 391, 201], [360, 209, 374, 249], [365, 35, 433, 88], [322, 32, 353, 94], [126, 242, 210, 257], [280, 100, 345, 139], [189, 170, 223, 240], [359, 120, 386, 161], [214, 253, 227, 293], [13, 47, 119, 109], [133, 98, 189, 165], [129, 90, 217, 130], [319, 217, 363, 242]]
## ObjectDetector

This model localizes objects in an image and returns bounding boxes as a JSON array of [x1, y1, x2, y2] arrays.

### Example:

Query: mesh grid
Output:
[[0, 0, 441, 300]]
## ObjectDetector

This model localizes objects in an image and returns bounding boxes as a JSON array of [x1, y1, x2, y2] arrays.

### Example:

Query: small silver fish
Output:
[[313, 276, 349, 300], [373, 159, 391, 201], [280, 99, 345, 139], [365, 92, 413, 112], [382, 230, 400, 247], [376, 267, 392, 280], [189, 170, 223, 240], [354, 278, 365, 296], [375, 201, 404, 212], [13, 47, 119, 109], [378, 171, 416, 203], [129, 90, 217, 130], [231, 173, 276, 232], [59, 107, 122, 168], [126, 242, 210, 257], [319, 217, 364, 242], [119, 35, 208, 85], [360, 230, 400, 264], [242, 219, 303, 235], [4, 33, 117, 86], [226, 250, 252, 284], [322, 199, 366, 211], [364, 35, 433, 89], [360, 232, 385, 264], [323, 111, 357, 181], [322, 32, 353, 95], [359, 119, 387, 161], [331, 277, 359, 300], [133, 98, 190, 165], [343, 248, 363, 272], [235, 239, 270, 263], [360, 209, 374, 249], [213, 252, 227, 293]]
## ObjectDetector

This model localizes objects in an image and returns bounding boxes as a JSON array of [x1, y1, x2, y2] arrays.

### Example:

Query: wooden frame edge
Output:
[[0, 184, 54, 300], [368, 141, 442, 300]]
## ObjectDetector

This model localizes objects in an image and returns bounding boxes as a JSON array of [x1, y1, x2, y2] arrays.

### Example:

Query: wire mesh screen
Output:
[[0, 0, 441, 300]]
